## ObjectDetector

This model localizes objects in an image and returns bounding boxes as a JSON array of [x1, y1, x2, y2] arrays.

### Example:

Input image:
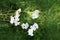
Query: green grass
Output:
[[0, 0, 60, 40]]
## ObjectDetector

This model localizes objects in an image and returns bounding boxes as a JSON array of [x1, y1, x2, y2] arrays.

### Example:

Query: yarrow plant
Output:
[[10, 8, 39, 36]]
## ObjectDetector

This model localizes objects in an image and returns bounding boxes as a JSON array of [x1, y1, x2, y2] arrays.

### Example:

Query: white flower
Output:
[[10, 16, 14, 24], [14, 16, 20, 23], [15, 8, 21, 17], [28, 29, 34, 36], [21, 23, 29, 29], [30, 23, 39, 31], [14, 17, 19, 21], [14, 9, 21, 26], [30, 26, 36, 31], [27, 23, 39, 36], [32, 10, 40, 19], [28, 23, 38, 36], [10, 8, 21, 26], [33, 23, 39, 29], [14, 17, 20, 26]]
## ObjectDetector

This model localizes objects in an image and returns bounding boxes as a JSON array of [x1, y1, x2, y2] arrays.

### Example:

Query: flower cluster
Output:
[[10, 9, 40, 36], [10, 8, 21, 26], [28, 23, 38, 36]]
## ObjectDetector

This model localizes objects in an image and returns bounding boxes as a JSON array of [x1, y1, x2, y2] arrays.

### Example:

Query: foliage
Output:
[[0, 0, 60, 40]]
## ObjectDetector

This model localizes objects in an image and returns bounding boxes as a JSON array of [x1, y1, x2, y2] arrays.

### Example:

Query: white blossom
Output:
[[10, 8, 21, 26], [30, 23, 39, 31], [28, 29, 34, 36], [14, 16, 20, 21], [27, 23, 39, 36], [32, 10, 40, 19], [33, 23, 39, 29], [21, 23, 29, 29], [30, 26, 36, 31], [14, 8, 21, 26], [14, 16, 20, 26]]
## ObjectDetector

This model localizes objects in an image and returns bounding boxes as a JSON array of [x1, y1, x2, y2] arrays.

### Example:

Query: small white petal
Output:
[[33, 23, 39, 29], [10, 16, 14, 24], [30, 23, 39, 31], [28, 29, 34, 36], [21, 23, 29, 29], [30, 26, 36, 31], [15, 8, 21, 16], [14, 17, 19, 21], [32, 13, 38, 19]]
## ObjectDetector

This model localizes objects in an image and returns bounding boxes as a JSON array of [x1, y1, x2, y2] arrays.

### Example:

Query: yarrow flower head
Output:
[[10, 8, 21, 26], [28, 29, 34, 36], [28, 23, 39, 36], [32, 10, 40, 19], [21, 23, 29, 29]]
